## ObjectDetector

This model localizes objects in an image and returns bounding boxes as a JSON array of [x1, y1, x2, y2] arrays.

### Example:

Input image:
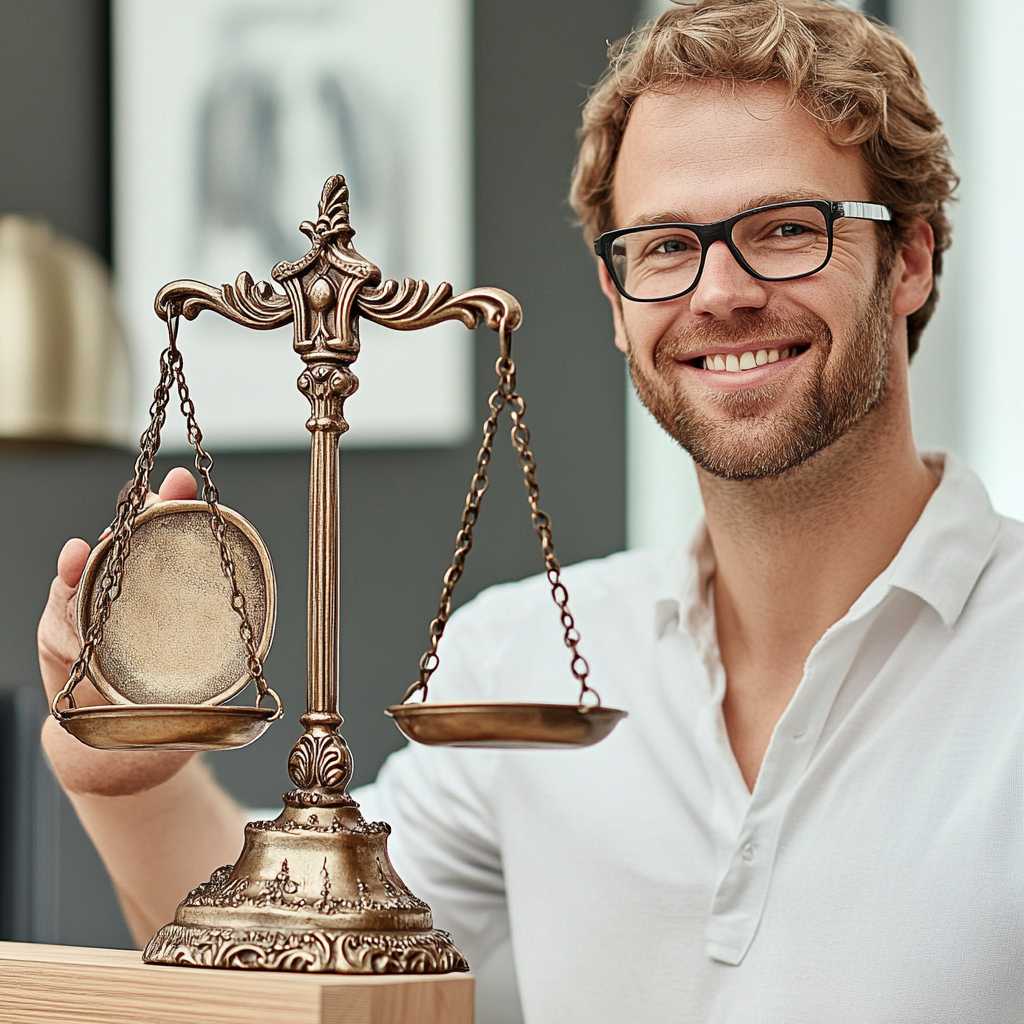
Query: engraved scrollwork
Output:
[[357, 278, 523, 334], [296, 364, 358, 434], [177, 857, 426, 917], [183, 865, 250, 909], [303, 175, 353, 246], [287, 729, 353, 792], [337, 931, 467, 973], [256, 860, 301, 907], [155, 271, 293, 330], [144, 924, 469, 974], [271, 175, 380, 351], [247, 814, 390, 836]]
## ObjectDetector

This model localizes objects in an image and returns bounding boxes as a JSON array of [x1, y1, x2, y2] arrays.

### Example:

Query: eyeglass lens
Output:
[[609, 203, 830, 300]]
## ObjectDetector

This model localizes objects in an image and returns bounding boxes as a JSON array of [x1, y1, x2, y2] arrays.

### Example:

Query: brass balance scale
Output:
[[48, 175, 626, 975]]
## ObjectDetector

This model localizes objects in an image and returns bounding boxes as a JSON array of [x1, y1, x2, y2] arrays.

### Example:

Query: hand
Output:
[[38, 467, 201, 796]]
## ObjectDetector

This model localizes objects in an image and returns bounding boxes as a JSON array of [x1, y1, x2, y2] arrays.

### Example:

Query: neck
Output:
[[696, 397, 940, 685]]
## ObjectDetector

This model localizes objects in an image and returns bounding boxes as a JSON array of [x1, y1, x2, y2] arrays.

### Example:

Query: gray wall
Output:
[[0, 0, 636, 946]]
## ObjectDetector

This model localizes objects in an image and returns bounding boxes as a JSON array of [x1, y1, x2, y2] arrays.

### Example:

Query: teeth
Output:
[[701, 344, 799, 372]]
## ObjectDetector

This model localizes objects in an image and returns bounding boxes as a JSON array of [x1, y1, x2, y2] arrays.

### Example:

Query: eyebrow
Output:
[[624, 188, 831, 228]]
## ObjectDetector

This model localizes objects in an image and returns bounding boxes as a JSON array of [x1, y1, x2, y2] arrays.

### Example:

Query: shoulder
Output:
[[992, 511, 1024, 559], [974, 512, 1024, 603], [458, 547, 668, 633], [965, 511, 1024, 632], [442, 547, 673, 700], [951, 511, 1024, 690]]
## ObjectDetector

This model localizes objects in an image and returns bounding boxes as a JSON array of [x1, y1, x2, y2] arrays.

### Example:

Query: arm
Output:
[[64, 757, 250, 947], [37, 468, 248, 946]]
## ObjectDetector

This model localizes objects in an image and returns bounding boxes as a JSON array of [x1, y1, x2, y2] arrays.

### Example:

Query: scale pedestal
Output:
[[144, 764, 467, 972]]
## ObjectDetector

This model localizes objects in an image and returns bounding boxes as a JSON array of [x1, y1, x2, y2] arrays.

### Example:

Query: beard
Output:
[[625, 260, 895, 481]]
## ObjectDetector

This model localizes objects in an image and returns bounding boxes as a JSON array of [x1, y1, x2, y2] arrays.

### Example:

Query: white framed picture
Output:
[[114, 0, 472, 449]]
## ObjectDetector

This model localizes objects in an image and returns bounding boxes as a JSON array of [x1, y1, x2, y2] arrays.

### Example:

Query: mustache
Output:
[[653, 310, 832, 368]]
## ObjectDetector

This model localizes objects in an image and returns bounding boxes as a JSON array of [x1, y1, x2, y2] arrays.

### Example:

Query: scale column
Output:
[[287, 358, 359, 808]]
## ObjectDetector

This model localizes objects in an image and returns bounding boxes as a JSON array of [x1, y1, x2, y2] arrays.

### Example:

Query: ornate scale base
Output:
[[144, 924, 465, 974], [143, 798, 468, 975]]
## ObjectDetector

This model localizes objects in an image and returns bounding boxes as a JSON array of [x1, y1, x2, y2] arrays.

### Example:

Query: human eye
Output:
[[774, 221, 813, 237], [754, 215, 827, 245], [655, 237, 690, 253], [640, 230, 700, 260]]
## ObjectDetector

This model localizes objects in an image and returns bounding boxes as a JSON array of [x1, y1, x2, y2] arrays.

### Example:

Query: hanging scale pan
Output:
[[52, 316, 282, 751], [387, 701, 626, 750], [59, 499, 280, 751], [387, 318, 627, 749]]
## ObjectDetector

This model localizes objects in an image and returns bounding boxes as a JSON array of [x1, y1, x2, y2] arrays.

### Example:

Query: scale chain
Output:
[[51, 315, 282, 720], [52, 342, 177, 717], [404, 321, 601, 709], [167, 315, 282, 719]]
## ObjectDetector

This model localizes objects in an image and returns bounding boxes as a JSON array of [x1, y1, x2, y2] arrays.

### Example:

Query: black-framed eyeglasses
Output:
[[594, 199, 892, 302]]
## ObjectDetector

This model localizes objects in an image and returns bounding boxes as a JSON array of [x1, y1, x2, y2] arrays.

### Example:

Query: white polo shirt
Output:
[[281, 450, 1024, 1022]]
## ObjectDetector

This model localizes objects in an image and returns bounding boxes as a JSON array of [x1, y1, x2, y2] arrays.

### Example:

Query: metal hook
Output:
[[498, 317, 513, 362]]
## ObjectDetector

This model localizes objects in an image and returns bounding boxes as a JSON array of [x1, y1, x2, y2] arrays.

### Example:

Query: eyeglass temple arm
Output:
[[834, 201, 892, 222]]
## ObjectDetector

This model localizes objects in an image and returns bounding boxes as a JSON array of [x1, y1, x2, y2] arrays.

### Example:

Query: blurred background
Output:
[[0, 0, 1020, 959]]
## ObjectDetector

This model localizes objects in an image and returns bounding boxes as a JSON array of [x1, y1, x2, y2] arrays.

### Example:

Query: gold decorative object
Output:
[[387, 702, 627, 749], [50, 175, 627, 975], [77, 500, 276, 709], [0, 217, 133, 446]]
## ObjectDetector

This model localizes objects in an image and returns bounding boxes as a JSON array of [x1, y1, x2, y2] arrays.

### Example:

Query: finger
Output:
[[39, 564, 108, 705], [38, 576, 85, 700], [157, 467, 197, 501], [57, 538, 91, 589]]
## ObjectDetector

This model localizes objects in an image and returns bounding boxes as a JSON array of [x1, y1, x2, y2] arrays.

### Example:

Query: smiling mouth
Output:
[[686, 342, 811, 372]]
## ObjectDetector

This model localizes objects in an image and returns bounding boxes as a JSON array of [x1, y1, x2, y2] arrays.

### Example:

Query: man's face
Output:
[[601, 81, 899, 481]]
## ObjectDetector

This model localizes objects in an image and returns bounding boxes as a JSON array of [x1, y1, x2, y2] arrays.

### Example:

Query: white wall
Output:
[[944, 0, 1024, 516]]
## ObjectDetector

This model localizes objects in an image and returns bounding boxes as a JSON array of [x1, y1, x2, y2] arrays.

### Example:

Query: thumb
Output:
[[157, 467, 197, 501]]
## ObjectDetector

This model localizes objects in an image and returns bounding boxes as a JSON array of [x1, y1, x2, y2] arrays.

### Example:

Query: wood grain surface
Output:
[[0, 943, 474, 1024]]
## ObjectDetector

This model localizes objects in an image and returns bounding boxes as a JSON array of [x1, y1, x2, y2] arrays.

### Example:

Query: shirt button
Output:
[[792, 727, 807, 740], [741, 841, 756, 863]]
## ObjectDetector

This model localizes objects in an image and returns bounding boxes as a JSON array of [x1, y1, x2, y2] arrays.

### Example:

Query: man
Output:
[[36, 2, 1024, 1021]]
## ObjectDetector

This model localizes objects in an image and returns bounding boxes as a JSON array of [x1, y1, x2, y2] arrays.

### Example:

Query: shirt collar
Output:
[[654, 449, 1002, 638], [883, 449, 1001, 627], [654, 518, 715, 640]]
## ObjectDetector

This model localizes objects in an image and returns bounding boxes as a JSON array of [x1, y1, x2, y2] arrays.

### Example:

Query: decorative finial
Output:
[[298, 174, 353, 245]]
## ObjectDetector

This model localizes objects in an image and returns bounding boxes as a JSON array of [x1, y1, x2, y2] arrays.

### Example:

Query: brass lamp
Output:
[[0, 216, 132, 446]]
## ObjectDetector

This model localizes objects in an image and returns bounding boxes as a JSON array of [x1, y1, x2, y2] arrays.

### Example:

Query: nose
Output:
[[688, 240, 768, 318]]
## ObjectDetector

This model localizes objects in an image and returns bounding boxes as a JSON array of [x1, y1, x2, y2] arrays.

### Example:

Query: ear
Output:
[[597, 260, 629, 355], [890, 217, 934, 319]]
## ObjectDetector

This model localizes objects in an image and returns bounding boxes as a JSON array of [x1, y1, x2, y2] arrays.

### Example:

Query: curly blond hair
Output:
[[569, 0, 958, 359]]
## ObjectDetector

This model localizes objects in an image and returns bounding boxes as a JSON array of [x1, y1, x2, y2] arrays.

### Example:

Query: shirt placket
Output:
[[697, 595, 889, 966]]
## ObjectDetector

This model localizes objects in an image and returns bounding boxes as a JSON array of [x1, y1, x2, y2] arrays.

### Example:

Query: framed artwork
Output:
[[114, 0, 472, 449]]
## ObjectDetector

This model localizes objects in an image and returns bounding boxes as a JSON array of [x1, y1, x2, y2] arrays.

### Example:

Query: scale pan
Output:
[[386, 701, 627, 749], [58, 704, 276, 751], [76, 499, 276, 708]]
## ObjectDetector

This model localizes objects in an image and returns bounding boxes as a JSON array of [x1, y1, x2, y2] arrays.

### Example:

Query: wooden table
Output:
[[0, 943, 474, 1023]]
